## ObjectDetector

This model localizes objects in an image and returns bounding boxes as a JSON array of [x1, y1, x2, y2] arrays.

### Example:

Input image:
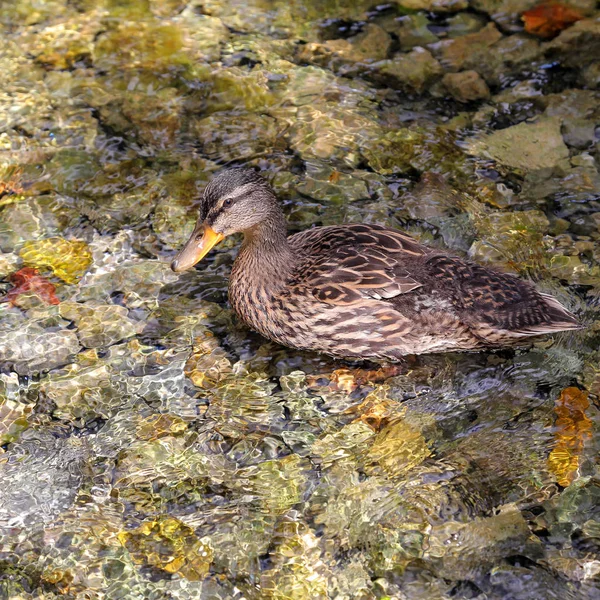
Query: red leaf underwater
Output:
[[2, 267, 60, 306]]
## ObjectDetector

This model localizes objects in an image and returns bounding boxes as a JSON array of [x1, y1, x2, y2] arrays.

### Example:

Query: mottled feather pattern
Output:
[[182, 169, 581, 361], [290, 225, 425, 305], [229, 221, 580, 360]]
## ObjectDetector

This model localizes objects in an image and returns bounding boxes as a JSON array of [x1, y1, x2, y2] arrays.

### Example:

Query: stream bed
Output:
[[1, 0, 600, 598]]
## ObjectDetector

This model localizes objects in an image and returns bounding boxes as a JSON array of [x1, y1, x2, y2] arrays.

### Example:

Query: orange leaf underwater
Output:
[[522, 3, 584, 38], [2, 267, 60, 306], [547, 387, 593, 487]]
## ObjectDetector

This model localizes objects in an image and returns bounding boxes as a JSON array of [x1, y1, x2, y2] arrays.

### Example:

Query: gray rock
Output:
[[0, 431, 85, 532], [394, 14, 439, 51], [424, 506, 531, 579], [543, 17, 600, 67], [0, 326, 80, 375], [582, 62, 600, 89]]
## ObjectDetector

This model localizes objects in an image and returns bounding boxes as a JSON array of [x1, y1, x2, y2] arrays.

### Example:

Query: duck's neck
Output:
[[232, 209, 295, 294]]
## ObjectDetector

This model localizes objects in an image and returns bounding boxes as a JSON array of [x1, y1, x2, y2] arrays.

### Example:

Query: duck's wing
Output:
[[425, 255, 581, 335], [289, 224, 429, 306]]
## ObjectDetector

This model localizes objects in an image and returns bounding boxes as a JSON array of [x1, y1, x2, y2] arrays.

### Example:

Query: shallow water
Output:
[[0, 0, 599, 598]]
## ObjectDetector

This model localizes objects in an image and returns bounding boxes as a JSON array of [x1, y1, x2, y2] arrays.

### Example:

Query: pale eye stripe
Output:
[[219, 183, 256, 204]]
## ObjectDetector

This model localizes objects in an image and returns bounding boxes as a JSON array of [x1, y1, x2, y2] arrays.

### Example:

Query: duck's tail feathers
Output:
[[512, 293, 582, 336]]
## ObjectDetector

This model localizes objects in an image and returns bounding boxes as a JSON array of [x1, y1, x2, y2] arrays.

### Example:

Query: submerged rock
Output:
[[394, 14, 439, 50], [175, 9, 230, 63], [402, 172, 465, 220], [295, 163, 369, 203], [371, 47, 444, 93], [364, 418, 432, 478], [544, 89, 600, 150], [467, 116, 570, 172], [424, 505, 531, 579], [285, 103, 380, 167], [191, 112, 282, 162], [325, 23, 392, 64], [94, 20, 190, 74], [314, 475, 429, 573], [0, 324, 80, 375], [204, 66, 277, 114], [0, 197, 79, 253], [430, 23, 503, 72], [38, 361, 126, 422], [59, 302, 140, 348], [20, 237, 93, 284], [261, 518, 329, 599], [447, 11, 488, 37], [118, 516, 213, 581], [16, 15, 97, 70], [469, 209, 551, 272], [543, 17, 600, 67], [442, 70, 491, 102], [582, 61, 600, 88], [362, 124, 467, 180], [0, 376, 33, 445], [0, 431, 86, 532], [397, 0, 468, 12]]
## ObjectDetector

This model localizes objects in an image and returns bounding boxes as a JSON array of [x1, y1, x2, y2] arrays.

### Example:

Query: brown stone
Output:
[[442, 70, 490, 102], [430, 23, 503, 72]]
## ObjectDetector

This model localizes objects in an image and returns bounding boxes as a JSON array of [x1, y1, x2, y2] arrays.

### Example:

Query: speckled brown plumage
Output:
[[172, 169, 581, 361]]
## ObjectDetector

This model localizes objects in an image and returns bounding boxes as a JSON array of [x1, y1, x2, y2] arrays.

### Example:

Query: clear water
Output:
[[0, 1, 599, 598]]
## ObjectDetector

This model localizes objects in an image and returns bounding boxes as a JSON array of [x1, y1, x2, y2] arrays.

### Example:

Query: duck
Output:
[[171, 168, 581, 361]]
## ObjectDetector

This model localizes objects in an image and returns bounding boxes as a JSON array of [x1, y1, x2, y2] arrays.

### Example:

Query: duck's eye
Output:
[[224, 198, 232, 207]]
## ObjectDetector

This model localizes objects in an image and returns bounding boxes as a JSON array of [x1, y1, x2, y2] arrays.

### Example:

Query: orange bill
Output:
[[171, 224, 225, 272]]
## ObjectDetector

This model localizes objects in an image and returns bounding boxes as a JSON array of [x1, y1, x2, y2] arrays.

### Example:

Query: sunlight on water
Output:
[[0, 0, 599, 598]]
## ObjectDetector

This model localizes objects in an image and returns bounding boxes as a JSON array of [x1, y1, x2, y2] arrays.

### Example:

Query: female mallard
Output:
[[171, 169, 580, 360]]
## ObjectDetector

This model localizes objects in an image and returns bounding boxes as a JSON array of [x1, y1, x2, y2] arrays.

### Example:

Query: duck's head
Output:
[[171, 168, 278, 273]]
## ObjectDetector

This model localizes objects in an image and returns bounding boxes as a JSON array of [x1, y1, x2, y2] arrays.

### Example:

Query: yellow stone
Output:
[[118, 516, 213, 581], [366, 419, 432, 478], [136, 413, 189, 441], [20, 237, 92, 284], [0, 398, 33, 444]]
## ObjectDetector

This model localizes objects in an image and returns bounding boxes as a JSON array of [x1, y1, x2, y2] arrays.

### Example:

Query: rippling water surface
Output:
[[1, 1, 600, 598]]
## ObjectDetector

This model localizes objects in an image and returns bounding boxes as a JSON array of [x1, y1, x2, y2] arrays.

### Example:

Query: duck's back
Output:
[[282, 223, 580, 358]]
